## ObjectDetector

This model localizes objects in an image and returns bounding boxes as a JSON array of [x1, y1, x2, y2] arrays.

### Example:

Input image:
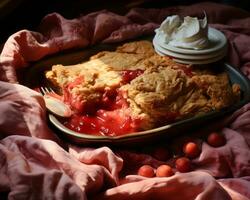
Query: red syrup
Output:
[[62, 91, 142, 136], [60, 69, 145, 136]]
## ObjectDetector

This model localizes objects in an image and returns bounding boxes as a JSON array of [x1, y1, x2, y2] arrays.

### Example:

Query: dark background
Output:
[[0, 0, 249, 44]]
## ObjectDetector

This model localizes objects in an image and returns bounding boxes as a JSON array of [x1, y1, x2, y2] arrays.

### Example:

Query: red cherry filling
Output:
[[63, 75, 86, 113], [63, 110, 138, 136], [60, 70, 145, 136], [120, 69, 144, 83]]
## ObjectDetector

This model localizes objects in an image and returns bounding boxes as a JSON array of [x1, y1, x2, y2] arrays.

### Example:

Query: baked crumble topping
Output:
[[45, 40, 241, 136]]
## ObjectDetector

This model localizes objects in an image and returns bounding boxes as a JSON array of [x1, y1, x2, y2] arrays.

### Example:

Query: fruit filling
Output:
[[60, 70, 144, 136]]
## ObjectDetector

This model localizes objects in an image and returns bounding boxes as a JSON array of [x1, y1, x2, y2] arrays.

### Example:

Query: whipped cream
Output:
[[156, 14, 209, 50]]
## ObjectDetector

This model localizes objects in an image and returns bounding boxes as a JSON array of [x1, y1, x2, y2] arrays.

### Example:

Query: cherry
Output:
[[183, 142, 200, 159], [137, 165, 155, 178], [156, 165, 174, 177], [207, 132, 226, 147], [175, 157, 192, 172]]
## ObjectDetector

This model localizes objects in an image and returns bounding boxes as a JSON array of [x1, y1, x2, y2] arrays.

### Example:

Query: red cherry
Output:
[[183, 142, 200, 159], [207, 132, 226, 147], [175, 157, 192, 172], [138, 165, 155, 177], [156, 165, 174, 177], [152, 147, 170, 161]]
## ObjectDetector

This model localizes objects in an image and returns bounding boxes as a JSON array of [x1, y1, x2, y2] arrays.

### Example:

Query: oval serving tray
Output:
[[24, 42, 250, 146]]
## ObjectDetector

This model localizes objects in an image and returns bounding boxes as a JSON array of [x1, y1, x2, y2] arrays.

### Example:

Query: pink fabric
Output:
[[0, 2, 250, 200]]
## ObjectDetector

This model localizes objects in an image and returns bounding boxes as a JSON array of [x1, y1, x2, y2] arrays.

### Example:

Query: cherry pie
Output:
[[45, 41, 241, 136]]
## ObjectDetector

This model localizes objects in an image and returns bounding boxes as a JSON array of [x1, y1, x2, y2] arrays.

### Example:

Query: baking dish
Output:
[[24, 41, 250, 146]]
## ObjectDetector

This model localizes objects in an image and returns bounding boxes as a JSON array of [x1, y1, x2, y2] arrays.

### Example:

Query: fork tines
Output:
[[40, 87, 55, 95]]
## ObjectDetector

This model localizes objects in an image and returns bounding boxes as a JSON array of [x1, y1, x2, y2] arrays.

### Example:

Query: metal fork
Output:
[[40, 86, 56, 96], [40, 86, 72, 118]]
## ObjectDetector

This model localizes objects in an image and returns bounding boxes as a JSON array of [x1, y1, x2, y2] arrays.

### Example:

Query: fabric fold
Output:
[[0, 2, 250, 200]]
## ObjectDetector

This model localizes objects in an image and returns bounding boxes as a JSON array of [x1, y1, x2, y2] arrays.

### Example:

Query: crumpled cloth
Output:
[[0, 2, 250, 200]]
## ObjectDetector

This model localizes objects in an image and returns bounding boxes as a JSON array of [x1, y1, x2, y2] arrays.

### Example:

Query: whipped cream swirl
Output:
[[156, 14, 209, 50]]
